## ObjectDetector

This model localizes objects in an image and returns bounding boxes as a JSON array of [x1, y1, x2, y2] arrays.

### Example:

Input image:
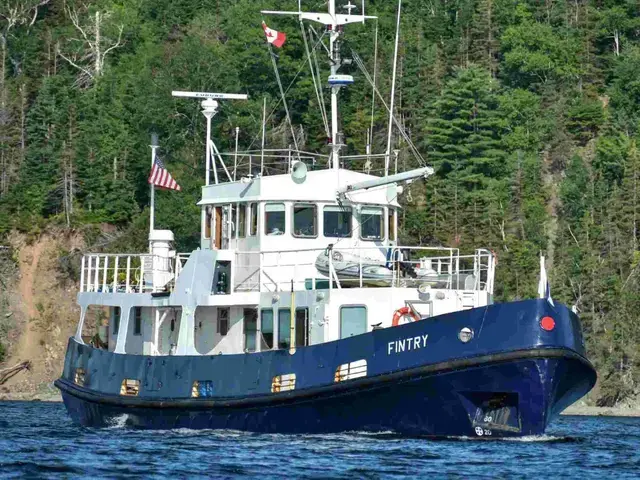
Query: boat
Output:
[[55, 0, 596, 437]]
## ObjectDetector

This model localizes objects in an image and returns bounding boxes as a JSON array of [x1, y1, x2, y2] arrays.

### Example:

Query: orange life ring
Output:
[[392, 306, 420, 326]]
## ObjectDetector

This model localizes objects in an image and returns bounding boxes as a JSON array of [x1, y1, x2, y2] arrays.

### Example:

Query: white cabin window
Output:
[[113, 307, 121, 335], [249, 203, 258, 236], [204, 207, 212, 239], [261, 309, 274, 350], [133, 307, 142, 336], [217, 307, 229, 336], [340, 306, 367, 338], [244, 308, 258, 352], [265, 203, 286, 236], [278, 309, 291, 349], [360, 207, 384, 241], [293, 204, 317, 238], [231, 204, 237, 238], [324, 206, 352, 238], [238, 204, 247, 238]]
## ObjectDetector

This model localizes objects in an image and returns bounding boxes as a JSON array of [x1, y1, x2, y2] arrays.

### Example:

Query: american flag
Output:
[[148, 157, 181, 191]]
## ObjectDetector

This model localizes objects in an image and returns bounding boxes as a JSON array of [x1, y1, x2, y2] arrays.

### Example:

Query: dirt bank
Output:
[[0, 233, 82, 398]]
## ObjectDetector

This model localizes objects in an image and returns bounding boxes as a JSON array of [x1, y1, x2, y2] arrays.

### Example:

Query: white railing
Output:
[[79, 254, 180, 294], [232, 246, 496, 294]]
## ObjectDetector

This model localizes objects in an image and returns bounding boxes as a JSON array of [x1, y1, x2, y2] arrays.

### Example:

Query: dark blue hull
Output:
[[55, 299, 597, 437]]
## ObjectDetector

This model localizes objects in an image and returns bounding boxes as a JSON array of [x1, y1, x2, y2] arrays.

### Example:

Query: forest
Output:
[[0, 0, 639, 405]]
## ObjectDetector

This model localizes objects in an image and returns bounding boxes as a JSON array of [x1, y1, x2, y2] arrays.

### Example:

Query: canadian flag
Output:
[[262, 21, 286, 48]]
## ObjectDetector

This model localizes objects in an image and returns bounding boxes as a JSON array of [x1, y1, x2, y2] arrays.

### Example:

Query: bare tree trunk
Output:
[[63, 148, 70, 227], [69, 156, 73, 214], [20, 82, 26, 158], [94, 11, 101, 76]]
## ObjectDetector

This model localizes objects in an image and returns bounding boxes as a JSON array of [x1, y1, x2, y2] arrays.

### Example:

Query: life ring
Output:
[[392, 306, 420, 326]]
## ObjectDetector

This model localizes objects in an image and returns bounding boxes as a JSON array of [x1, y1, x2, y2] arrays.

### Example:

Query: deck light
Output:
[[540, 316, 555, 331]]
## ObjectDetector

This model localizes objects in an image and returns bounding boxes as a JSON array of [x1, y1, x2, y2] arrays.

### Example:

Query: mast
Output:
[[329, 0, 339, 171], [262, 1, 376, 171]]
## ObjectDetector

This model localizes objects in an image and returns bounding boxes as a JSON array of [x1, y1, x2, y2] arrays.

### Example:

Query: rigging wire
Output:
[[369, 19, 378, 150], [301, 20, 330, 137], [238, 28, 328, 157], [350, 47, 426, 167], [311, 28, 329, 137], [267, 42, 301, 157]]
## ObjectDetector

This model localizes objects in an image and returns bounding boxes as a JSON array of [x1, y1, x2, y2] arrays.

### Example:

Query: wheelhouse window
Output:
[[249, 203, 258, 236], [388, 208, 396, 242], [231, 204, 237, 238], [360, 207, 384, 241], [238, 204, 246, 238], [293, 204, 317, 238], [204, 207, 212, 239], [278, 309, 291, 349], [340, 306, 367, 339], [323, 206, 352, 238], [133, 307, 142, 336], [244, 308, 257, 352], [261, 309, 274, 350], [265, 203, 285, 235]]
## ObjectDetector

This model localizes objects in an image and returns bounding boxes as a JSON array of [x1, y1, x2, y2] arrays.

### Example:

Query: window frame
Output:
[[339, 305, 368, 339], [323, 205, 353, 238], [359, 206, 384, 242], [292, 203, 318, 238], [265, 202, 286, 236]]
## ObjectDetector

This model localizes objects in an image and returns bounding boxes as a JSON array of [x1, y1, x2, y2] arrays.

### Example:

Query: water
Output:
[[1, 402, 639, 479]]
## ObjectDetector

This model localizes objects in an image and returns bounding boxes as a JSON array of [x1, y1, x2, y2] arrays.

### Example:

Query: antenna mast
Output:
[[262, 1, 376, 171], [172, 91, 248, 185]]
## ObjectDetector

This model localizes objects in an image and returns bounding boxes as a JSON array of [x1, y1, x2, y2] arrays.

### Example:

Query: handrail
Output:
[[80, 253, 178, 294]]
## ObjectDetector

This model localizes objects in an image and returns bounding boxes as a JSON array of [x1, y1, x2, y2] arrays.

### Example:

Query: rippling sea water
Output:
[[1, 401, 639, 479]]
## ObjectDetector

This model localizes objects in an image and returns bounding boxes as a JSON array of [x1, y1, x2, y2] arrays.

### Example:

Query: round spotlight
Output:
[[459, 327, 474, 343], [418, 283, 431, 294]]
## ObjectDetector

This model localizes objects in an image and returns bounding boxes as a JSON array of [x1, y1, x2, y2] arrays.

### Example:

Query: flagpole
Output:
[[150, 133, 159, 252]]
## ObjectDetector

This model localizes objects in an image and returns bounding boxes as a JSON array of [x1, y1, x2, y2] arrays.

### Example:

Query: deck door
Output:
[[214, 207, 223, 249]]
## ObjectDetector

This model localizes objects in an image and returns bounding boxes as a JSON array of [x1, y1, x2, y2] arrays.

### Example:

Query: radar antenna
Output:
[[172, 91, 248, 185]]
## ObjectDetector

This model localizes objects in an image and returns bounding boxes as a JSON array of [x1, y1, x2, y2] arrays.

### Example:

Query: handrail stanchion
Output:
[[80, 256, 86, 292], [126, 256, 131, 293], [102, 256, 109, 292], [140, 255, 145, 293], [93, 256, 100, 292], [359, 251, 363, 288], [113, 256, 119, 292]]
